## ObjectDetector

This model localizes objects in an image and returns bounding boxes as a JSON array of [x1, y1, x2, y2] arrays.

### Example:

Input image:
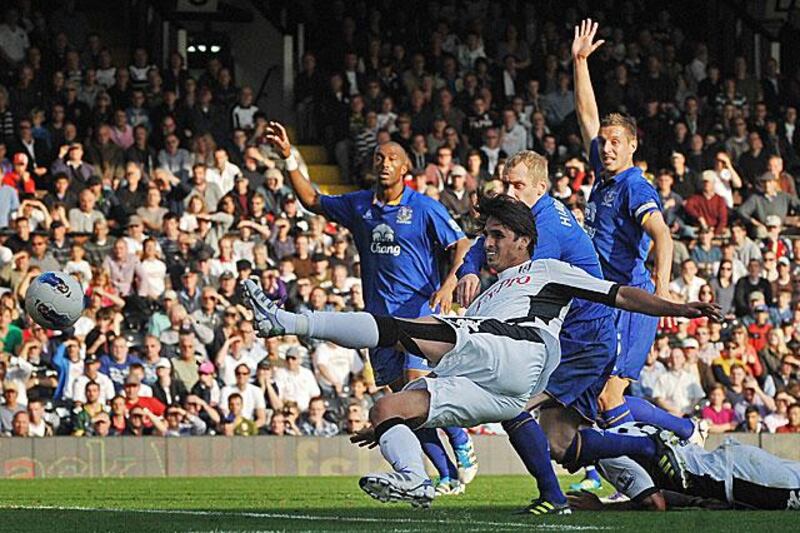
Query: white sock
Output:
[[304, 311, 380, 348], [379, 424, 427, 478]]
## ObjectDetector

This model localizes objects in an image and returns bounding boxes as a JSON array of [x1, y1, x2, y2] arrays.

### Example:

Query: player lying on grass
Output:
[[242, 195, 722, 508], [567, 422, 800, 512]]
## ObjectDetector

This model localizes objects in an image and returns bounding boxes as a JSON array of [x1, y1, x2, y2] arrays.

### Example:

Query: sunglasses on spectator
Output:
[[235, 371, 250, 376]]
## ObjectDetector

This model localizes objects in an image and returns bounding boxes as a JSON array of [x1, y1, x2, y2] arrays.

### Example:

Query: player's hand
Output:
[[682, 302, 724, 322], [572, 19, 605, 61], [430, 275, 457, 314], [265, 121, 292, 159], [655, 287, 677, 330], [455, 274, 481, 308], [567, 490, 604, 510], [349, 426, 378, 449]]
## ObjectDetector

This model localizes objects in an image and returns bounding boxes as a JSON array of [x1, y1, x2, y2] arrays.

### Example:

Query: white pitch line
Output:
[[0, 505, 609, 531]]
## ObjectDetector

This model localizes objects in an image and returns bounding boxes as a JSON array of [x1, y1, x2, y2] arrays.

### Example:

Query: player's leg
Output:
[[409, 353, 478, 488], [501, 400, 570, 514], [242, 278, 457, 362], [624, 395, 699, 441], [598, 308, 659, 428], [360, 388, 436, 507], [372, 348, 460, 493], [715, 443, 800, 510]]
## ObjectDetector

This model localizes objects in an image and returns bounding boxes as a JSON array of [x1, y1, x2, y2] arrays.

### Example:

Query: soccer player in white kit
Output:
[[242, 195, 721, 507], [570, 422, 800, 511]]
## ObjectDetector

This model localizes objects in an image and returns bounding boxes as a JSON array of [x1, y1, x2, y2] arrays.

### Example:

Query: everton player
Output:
[[264, 123, 477, 493], [242, 195, 721, 508], [573, 20, 696, 441]]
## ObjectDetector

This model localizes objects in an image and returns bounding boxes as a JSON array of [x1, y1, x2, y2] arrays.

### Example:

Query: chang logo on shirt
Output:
[[370, 223, 401, 256]]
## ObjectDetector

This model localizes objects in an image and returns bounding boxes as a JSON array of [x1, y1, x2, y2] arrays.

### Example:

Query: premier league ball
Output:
[[24, 271, 85, 330]]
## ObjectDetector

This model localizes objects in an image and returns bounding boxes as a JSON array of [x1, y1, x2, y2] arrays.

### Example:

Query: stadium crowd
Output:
[[0, 1, 798, 438]]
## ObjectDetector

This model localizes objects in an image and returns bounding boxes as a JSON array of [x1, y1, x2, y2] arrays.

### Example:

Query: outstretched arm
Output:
[[264, 121, 324, 214], [572, 19, 605, 155], [614, 286, 722, 321]]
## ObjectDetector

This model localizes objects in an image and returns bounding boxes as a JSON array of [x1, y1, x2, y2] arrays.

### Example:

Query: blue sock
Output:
[[584, 466, 601, 481], [416, 428, 458, 480], [563, 428, 655, 468], [600, 402, 634, 428], [502, 412, 567, 505], [443, 426, 469, 448], [625, 396, 695, 440]]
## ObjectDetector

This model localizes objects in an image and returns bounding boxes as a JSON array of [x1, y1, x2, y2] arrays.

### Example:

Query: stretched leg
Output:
[[242, 279, 457, 364], [625, 396, 696, 440]]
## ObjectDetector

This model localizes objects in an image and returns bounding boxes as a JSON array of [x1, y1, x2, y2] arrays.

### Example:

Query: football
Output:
[[24, 272, 85, 330]]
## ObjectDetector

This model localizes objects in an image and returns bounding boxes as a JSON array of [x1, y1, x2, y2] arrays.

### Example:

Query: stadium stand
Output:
[[0, 0, 798, 441]]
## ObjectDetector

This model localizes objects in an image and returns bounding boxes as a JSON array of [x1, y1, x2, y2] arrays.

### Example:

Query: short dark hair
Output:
[[478, 195, 537, 254]]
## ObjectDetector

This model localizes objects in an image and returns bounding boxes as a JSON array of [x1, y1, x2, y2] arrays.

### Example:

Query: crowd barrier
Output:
[[0, 434, 796, 479]]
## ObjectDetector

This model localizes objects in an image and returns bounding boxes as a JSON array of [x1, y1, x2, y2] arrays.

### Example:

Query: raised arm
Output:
[[265, 121, 324, 214], [614, 286, 721, 321], [572, 19, 605, 155]]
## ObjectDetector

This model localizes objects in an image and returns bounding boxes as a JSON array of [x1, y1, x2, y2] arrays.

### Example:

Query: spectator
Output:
[[776, 403, 800, 433], [72, 354, 115, 404], [299, 396, 339, 437], [652, 347, 705, 416], [101, 336, 143, 393], [683, 171, 728, 235], [738, 172, 800, 238], [764, 391, 795, 433], [273, 347, 320, 412], [734, 261, 772, 316], [669, 259, 706, 302], [0, 381, 26, 434], [220, 363, 267, 429], [221, 392, 257, 436], [736, 405, 768, 433]]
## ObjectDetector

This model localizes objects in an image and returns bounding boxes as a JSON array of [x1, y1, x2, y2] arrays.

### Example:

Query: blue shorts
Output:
[[611, 280, 659, 380], [546, 318, 616, 421], [369, 347, 431, 387]]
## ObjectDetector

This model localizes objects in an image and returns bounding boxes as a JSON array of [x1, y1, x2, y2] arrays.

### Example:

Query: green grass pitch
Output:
[[0, 475, 796, 532]]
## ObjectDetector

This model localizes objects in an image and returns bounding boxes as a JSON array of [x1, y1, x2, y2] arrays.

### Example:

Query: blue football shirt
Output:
[[321, 186, 464, 318], [460, 194, 611, 323], [585, 138, 661, 285]]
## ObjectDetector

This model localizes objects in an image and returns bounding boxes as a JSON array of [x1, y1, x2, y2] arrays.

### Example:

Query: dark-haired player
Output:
[[243, 195, 721, 508], [264, 123, 477, 493]]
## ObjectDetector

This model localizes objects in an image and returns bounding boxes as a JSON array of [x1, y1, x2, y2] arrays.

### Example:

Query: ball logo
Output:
[[38, 272, 73, 298], [35, 300, 71, 328], [370, 224, 401, 256]]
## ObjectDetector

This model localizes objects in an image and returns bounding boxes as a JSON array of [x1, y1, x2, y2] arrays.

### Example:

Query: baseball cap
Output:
[[257, 359, 271, 369], [766, 215, 782, 228], [50, 220, 65, 230], [451, 165, 467, 177], [682, 338, 699, 349], [282, 193, 297, 204], [779, 257, 791, 266], [700, 170, 716, 182], [164, 290, 178, 301], [749, 291, 765, 302], [124, 374, 140, 386], [195, 249, 212, 262], [219, 271, 235, 280], [311, 253, 329, 263], [87, 175, 102, 187], [236, 259, 252, 271], [127, 215, 143, 227], [286, 346, 301, 359], [12, 153, 28, 166], [755, 304, 769, 313], [198, 361, 215, 374], [182, 265, 197, 277], [178, 323, 193, 335], [155, 359, 171, 370], [759, 171, 777, 182], [84, 354, 99, 365]]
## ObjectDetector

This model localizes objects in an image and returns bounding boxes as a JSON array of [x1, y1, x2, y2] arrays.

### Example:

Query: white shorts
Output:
[[404, 316, 560, 428]]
